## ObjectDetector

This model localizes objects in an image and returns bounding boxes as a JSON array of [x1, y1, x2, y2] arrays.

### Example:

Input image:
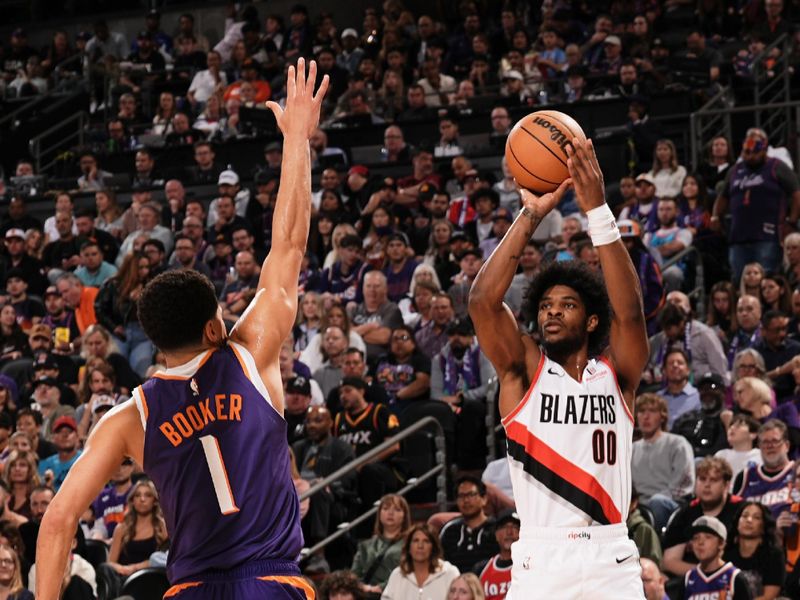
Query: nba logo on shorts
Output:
[[522, 556, 532, 570]]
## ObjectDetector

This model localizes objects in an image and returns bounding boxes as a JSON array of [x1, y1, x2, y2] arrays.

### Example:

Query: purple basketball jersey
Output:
[[684, 562, 741, 599], [737, 462, 793, 518], [134, 342, 303, 583]]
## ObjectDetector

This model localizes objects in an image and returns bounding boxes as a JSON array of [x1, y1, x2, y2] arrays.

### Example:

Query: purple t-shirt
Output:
[[91, 484, 131, 537]]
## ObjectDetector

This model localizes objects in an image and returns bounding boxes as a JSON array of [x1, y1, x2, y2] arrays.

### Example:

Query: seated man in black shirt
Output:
[[439, 475, 499, 573], [285, 375, 312, 445], [325, 347, 388, 415]]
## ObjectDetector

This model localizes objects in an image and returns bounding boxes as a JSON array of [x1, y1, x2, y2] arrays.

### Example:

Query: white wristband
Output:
[[587, 204, 621, 246]]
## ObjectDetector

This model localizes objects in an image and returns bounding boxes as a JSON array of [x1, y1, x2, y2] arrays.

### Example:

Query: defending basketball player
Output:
[[468, 139, 649, 599], [35, 58, 329, 599]]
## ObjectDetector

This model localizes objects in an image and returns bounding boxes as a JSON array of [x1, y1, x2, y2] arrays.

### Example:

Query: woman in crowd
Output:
[[193, 93, 223, 138], [24, 229, 44, 261], [80, 324, 141, 395], [0, 306, 27, 365], [223, 40, 249, 83], [376, 70, 405, 122], [95, 189, 133, 240], [740, 262, 765, 299], [760, 273, 792, 314], [300, 303, 365, 373], [352, 494, 411, 596], [678, 173, 711, 235], [102, 480, 169, 596], [447, 573, 485, 600], [0, 544, 33, 600], [424, 219, 458, 287], [2, 451, 38, 520], [293, 291, 324, 353], [729, 378, 799, 444], [727, 349, 771, 408], [361, 205, 396, 269], [325, 223, 359, 269], [150, 92, 176, 136], [400, 279, 439, 330], [0, 376, 18, 423], [723, 501, 785, 600], [698, 135, 734, 193], [94, 253, 154, 378], [308, 211, 337, 267], [647, 139, 687, 199], [381, 523, 459, 599], [707, 281, 738, 346]]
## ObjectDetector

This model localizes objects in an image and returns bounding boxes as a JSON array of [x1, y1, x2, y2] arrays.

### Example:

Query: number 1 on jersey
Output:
[[200, 435, 240, 515]]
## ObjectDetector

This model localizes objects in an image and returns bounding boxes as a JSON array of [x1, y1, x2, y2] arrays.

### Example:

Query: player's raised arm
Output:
[[468, 179, 571, 379], [566, 138, 648, 403], [231, 58, 329, 363], [35, 403, 144, 600]]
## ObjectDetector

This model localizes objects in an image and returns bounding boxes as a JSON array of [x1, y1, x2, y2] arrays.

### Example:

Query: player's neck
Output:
[[550, 349, 590, 381], [164, 344, 213, 368]]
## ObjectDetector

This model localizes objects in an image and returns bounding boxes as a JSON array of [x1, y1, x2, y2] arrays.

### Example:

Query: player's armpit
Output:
[[469, 300, 531, 378], [36, 402, 143, 600]]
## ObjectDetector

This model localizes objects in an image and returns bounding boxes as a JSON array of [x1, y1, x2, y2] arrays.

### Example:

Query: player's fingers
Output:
[[313, 74, 330, 105], [265, 101, 283, 119], [306, 59, 317, 95], [297, 57, 306, 94], [287, 65, 296, 100], [553, 178, 573, 200]]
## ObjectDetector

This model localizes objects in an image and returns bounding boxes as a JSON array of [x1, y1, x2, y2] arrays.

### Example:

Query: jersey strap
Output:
[[132, 386, 148, 431], [505, 420, 622, 524], [228, 341, 279, 415]]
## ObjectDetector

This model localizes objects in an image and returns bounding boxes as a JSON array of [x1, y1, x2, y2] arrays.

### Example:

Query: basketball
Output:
[[505, 110, 587, 194]]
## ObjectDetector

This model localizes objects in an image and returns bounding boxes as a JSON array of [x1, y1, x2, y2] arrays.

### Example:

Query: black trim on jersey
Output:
[[506, 437, 611, 525]]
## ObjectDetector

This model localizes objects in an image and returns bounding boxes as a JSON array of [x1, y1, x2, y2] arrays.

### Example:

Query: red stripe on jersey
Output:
[[506, 420, 622, 524], [501, 355, 546, 427]]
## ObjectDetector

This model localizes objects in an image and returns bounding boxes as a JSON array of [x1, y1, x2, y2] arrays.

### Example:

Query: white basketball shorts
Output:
[[506, 523, 644, 600]]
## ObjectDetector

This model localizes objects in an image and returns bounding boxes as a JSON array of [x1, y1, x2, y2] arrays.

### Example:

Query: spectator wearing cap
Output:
[[335, 376, 403, 508], [431, 318, 495, 468], [592, 34, 623, 76], [475, 508, 519, 595], [42, 212, 82, 279], [285, 376, 313, 445], [349, 271, 404, 362], [382, 233, 418, 303], [619, 173, 659, 233], [88, 454, 135, 542], [676, 515, 751, 600], [662, 456, 743, 577], [503, 240, 542, 320], [337, 28, 365, 75], [381, 125, 411, 163], [2, 227, 47, 298], [5, 268, 44, 332], [434, 113, 463, 159], [38, 415, 80, 492], [117, 203, 174, 265], [207, 169, 250, 232], [76, 390, 117, 445], [315, 234, 371, 304], [118, 29, 166, 95], [713, 129, 800, 282], [3, 29, 38, 83], [344, 165, 379, 217], [27, 352, 77, 407], [479, 207, 514, 259], [449, 248, 483, 319], [672, 373, 729, 458]]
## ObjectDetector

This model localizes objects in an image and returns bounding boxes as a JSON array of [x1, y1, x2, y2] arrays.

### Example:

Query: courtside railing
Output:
[[298, 415, 447, 558]]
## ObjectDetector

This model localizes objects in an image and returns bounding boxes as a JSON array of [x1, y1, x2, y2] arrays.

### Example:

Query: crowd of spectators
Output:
[[1, 0, 800, 599]]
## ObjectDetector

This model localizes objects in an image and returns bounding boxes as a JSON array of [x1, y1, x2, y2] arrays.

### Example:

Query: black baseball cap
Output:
[[495, 509, 521, 527], [340, 376, 367, 391], [286, 376, 311, 396]]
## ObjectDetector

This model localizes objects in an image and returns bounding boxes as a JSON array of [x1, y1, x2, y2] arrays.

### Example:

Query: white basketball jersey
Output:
[[503, 354, 634, 530]]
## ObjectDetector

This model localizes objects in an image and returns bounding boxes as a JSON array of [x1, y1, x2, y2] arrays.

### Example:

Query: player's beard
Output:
[[540, 327, 585, 362]]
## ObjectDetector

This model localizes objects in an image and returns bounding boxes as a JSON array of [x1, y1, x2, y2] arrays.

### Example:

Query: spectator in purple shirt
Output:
[[382, 233, 418, 303]]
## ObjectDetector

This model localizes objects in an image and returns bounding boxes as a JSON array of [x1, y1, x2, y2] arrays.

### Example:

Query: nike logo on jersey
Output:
[[547, 367, 563, 376], [616, 555, 632, 564], [539, 392, 617, 425]]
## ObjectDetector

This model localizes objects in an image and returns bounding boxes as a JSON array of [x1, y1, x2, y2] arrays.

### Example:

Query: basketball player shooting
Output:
[[35, 58, 329, 600], [469, 139, 649, 599]]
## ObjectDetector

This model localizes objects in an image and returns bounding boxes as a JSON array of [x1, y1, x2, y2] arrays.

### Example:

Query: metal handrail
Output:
[[298, 415, 447, 557], [662, 245, 705, 317], [689, 87, 732, 171], [29, 111, 88, 173]]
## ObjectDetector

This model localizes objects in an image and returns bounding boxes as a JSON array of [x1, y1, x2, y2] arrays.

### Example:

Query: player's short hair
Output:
[[455, 474, 486, 496], [635, 393, 669, 430], [695, 456, 733, 482], [138, 270, 219, 352], [522, 260, 611, 356]]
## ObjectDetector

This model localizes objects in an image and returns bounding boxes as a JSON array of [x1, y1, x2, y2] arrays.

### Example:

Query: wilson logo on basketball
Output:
[[531, 116, 571, 153]]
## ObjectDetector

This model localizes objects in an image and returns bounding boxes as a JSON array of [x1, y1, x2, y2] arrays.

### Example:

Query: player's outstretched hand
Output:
[[518, 178, 572, 222], [266, 57, 330, 140], [565, 138, 605, 213]]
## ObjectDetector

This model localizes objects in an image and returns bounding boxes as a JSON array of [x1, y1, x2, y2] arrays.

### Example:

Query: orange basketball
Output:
[[504, 110, 587, 194]]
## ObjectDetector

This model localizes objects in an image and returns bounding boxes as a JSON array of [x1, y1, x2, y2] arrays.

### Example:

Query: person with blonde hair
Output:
[[730, 376, 798, 430], [2, 450, 39, 520], [352, 494, 411, 595], [0, 543, 33, 600], [447, 572, 485, 599], [647, 139, 687, 199]]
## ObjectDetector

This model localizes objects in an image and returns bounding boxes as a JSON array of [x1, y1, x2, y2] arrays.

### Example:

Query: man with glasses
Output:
[[169, 216, 207, 267], [755, 310, 800, 400], [734, 419, 795, 518], [186, 141, 222, 185], [661, 457, 742, 577], [439, 475, 499, 572], [374, 324, 431, 412]]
